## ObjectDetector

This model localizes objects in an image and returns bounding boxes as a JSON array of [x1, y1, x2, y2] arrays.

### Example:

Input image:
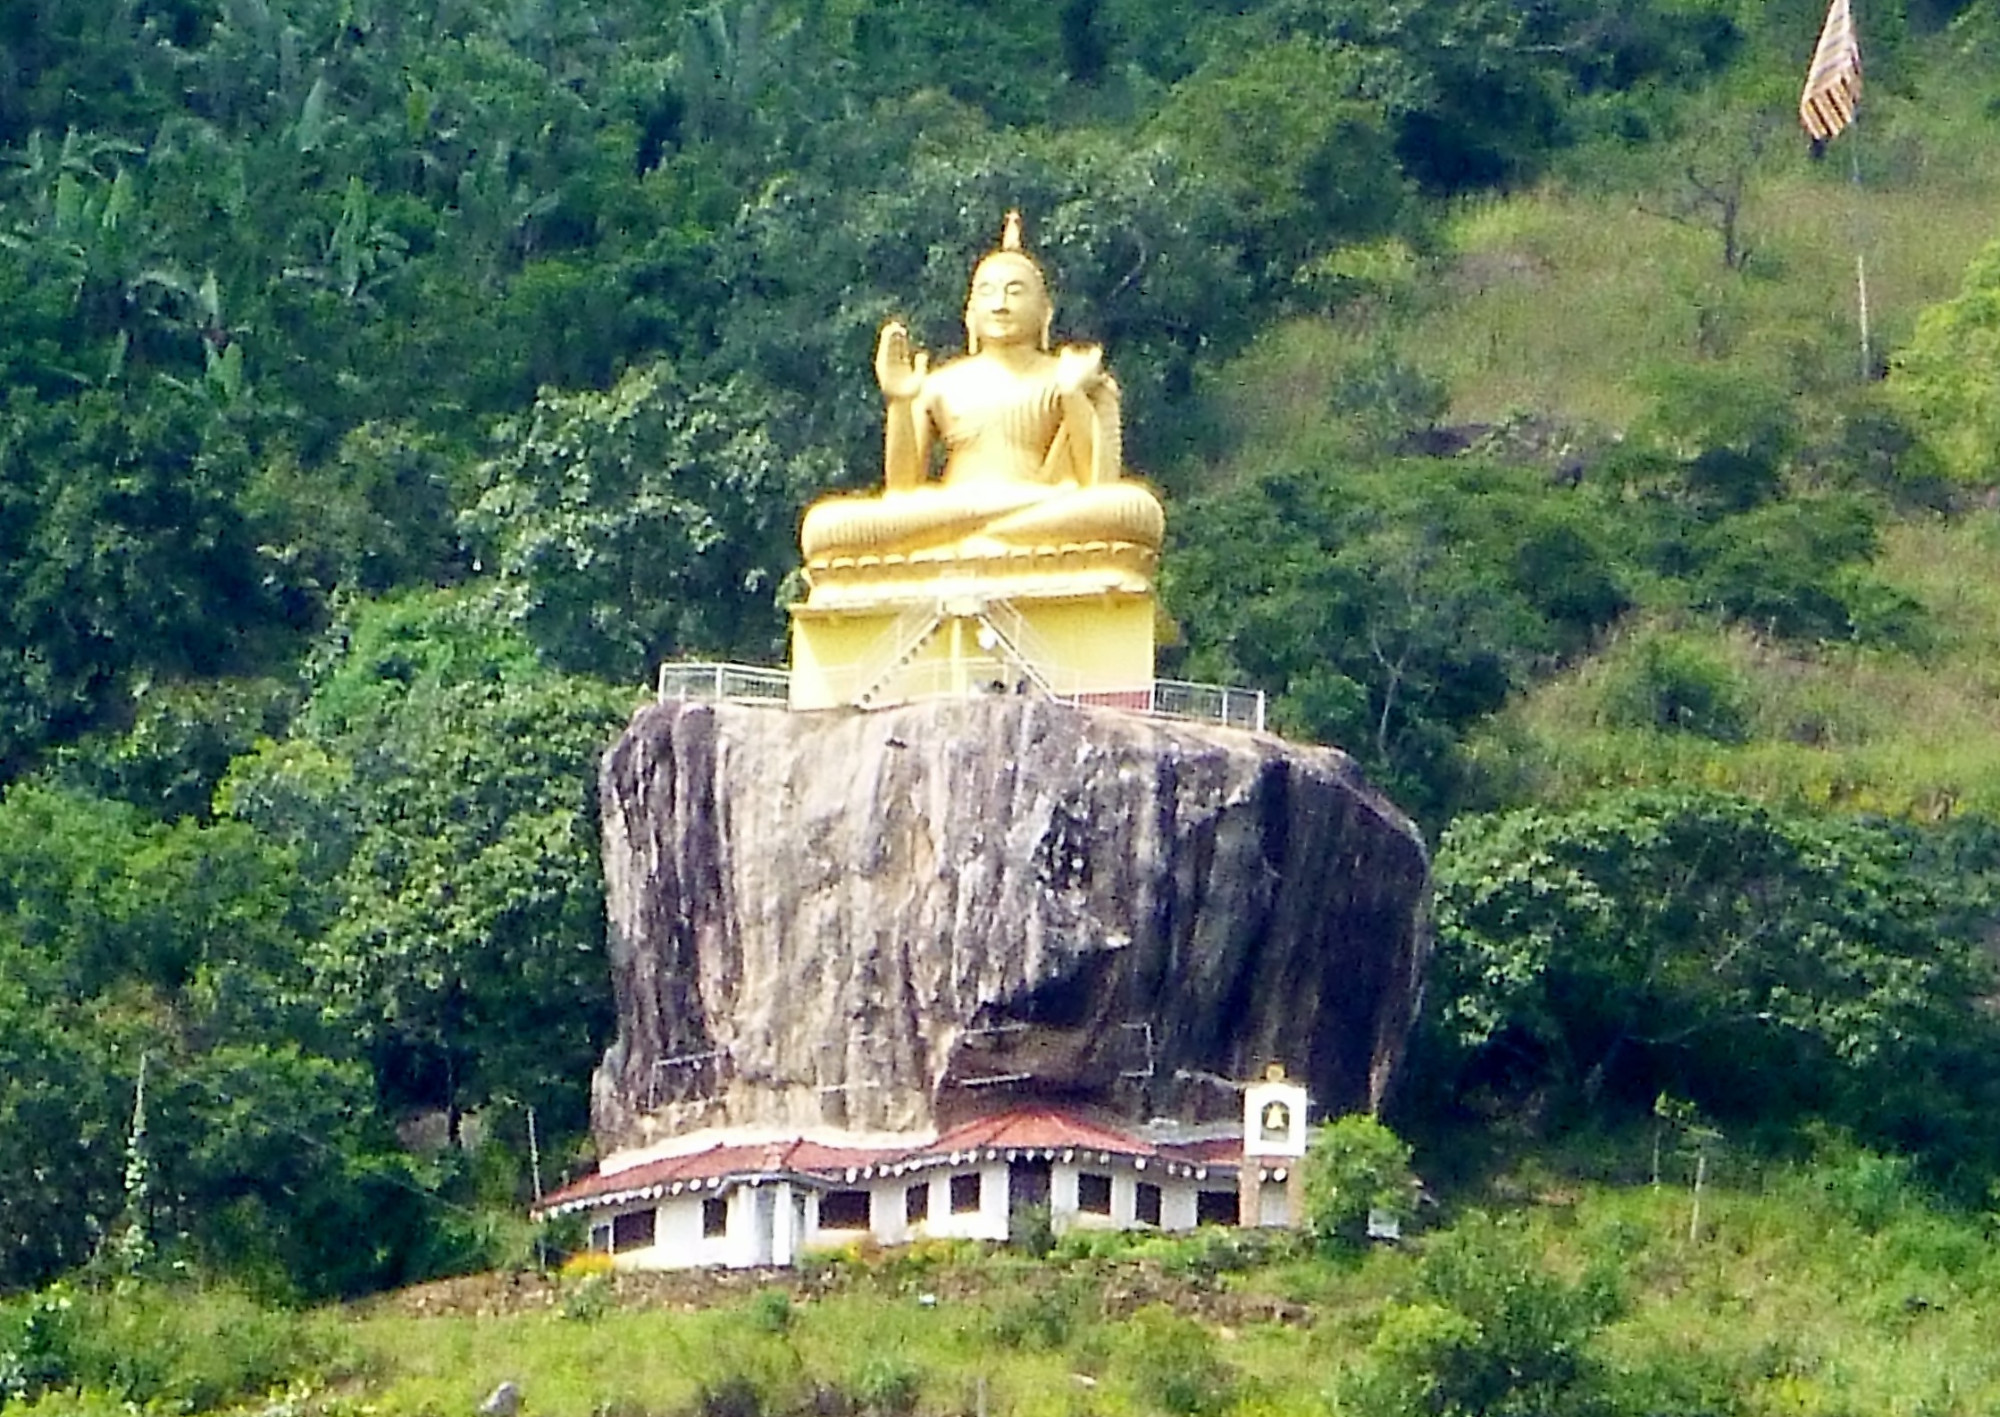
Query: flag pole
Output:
[[1800, 0, 1867, 378], [1850, 124, 1871, 379]]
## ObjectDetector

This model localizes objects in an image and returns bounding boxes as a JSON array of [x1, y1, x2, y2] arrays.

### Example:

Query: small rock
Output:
[[479, 1380, 522, 1417]]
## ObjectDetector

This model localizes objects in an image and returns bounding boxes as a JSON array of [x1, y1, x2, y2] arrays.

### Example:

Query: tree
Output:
[[1260, 0, 1568, 191], [701, 109, 1260, 475], [1605, 367, 1904, 644], [0, 380, 283, 783], [43, 678, 295, 824], [248, 421, 469, 600], [465, 362, 835, 682], [0, 780, 437, 1297], [1430, 791, 1999, 1144], [219, 589, 636, 1140], [1167, 459, 1628, 822], [1145, 39, 1415, 290], [1892, 232, 2000, 486], [0, 932, 125, 1289], [1302, 1114, 1417, 1253]]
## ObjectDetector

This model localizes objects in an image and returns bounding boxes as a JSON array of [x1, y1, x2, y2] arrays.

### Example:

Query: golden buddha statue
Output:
[[787, 213, 1163, 712], [799, 213, 1164, 576]]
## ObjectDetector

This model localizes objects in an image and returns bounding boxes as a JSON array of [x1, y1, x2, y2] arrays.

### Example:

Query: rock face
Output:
[[592, 698, 1429, 1151]]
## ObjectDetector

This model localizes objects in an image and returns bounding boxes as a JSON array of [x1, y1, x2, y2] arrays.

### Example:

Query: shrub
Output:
[[2, 1390, 137, 1416], [1329, 343, 1451, 455], [559, 1248, 615, 1279], [1120, 1306, 1237, 1417], [849, 1352, 924, 1417], [1340, 1214, 1623, 1417], [986, 1279, 1089, 1350], [748, 1287, 796, 1335], [558, 1270, 613, 1322], [1597, 632, 1750, 742], [1602, 1346, 1747, 1417], [1146, 1226, 1300, 1279], [0, 1282, 328, 1412], [0, 1286, 81, 1404], [1049, 1228, 1139, 1266], [1010, 1201, 1056, 1259], [1691, 496, 1885, 643], [699, 1372, 766, 1417], [1303, 1115, 1418, 1254]]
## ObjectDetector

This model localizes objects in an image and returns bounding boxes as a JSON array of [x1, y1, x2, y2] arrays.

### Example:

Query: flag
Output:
[[1800, 0, 1862, 148]]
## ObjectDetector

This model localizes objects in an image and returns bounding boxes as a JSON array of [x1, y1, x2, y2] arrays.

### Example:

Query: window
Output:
[[1135, 1182, 1162, 1227], [611, 1207, 657, 1253], [820, 1189, 871, 1231], [702, 1196, 728, 1238], [1076, 1172, 1113, 1215], [1197, 1190, 1238, 1227], [1011, 1159, 1052, 1209], [589, 1222, 612, 1253], [950, 1172, 982, 1215], [906, 1183, 929, 1225]]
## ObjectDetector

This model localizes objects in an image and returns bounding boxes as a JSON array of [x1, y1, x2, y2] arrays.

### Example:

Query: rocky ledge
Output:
[[592, 698, 1429, 1151]]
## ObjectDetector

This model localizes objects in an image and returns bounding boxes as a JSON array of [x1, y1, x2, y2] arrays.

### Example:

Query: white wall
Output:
[[591, 1159, 1230, 1271], [603, 1190, 731, 1271], [1050, 1162, 1204, 1235], [874, 1176, 925, 1245], [1160, 1181, 1197, 1231], [799, 1180, 895, 1253], [905, 1162, 1009, 1242]]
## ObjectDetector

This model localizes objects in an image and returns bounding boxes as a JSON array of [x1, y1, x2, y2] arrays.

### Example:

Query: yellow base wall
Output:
[[789, 593, 1155, 711]]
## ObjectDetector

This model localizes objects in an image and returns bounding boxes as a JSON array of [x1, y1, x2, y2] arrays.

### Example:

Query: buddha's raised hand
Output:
[[1054, 344, 1105, 396], [874, 321, 929, 401]]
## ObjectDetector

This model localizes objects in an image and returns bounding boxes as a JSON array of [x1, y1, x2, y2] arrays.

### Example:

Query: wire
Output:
[[144, 1050, 492, 1223]]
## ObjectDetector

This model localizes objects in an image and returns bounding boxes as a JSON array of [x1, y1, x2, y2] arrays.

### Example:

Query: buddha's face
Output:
[[966, 253, 1052, 352]]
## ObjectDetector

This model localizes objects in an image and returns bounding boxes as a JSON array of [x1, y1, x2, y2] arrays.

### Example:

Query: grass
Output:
[[38, 1155, 1967, 1417], [310, 1279, 1324, 1417], [1212, 160, 1998, 454], [17, 1150, 2000, 1415], [1470, 511, 2000, 817], [1195, 75, 2000, 478]]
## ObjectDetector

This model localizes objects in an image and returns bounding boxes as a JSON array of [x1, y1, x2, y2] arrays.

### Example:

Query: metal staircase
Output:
[[851, 603, 948, 707], [971, 598, 1059, 697]]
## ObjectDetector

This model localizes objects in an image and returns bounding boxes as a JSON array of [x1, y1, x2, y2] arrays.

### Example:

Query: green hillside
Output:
[[16, 1151, 2000, 1416], [12, 0, 2000, 1409]]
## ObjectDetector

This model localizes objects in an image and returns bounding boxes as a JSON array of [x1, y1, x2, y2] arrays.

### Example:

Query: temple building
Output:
[[534, 1075, 1311, 1271]]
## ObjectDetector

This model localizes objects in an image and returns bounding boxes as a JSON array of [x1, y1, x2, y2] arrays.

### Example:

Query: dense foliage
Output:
[[1429, 792, 2000, 1166], [5, 0, 2000, 1315]]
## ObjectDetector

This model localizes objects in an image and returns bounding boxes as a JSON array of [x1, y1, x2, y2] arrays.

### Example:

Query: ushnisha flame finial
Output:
[[1001, 209, 1024, 253]]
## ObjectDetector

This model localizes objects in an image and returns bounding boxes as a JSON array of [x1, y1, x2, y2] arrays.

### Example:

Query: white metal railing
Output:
[[656, 661, 792, 705], [1145, 678, 1268, 733], [655, 660, 1266, 733]]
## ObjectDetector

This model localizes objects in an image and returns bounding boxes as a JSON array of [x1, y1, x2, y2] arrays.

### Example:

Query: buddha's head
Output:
[[965, 211, 1053, 354]]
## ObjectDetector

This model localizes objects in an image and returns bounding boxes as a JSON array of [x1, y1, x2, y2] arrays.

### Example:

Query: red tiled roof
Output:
[[539, 1137, 889, 1212], [536, 1107, 1246, 1217], [920, 1106, 1162, 1159]]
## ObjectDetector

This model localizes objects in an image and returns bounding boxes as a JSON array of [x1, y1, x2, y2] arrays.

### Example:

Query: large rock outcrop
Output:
[[592, 698, 1428, 1151]]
